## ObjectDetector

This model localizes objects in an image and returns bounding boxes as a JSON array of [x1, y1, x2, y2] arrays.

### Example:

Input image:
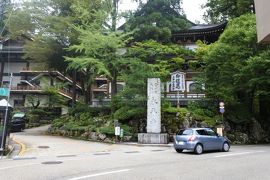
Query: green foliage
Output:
[[161, 105, 188, 133], [98, 126, 115, 136], [52, 110, 134, 137], [26, 107, 60, 127], [52, 113, 98, 132], [196, 13, 270, 127], [43, 87, 66, 108], [69, 103, 111, 117], [200, 14, 258, 104], [128, 40, 194, 81], [128, 0, 191, 42], [114, 59, 154, 122], [203, 0, 255, 23]]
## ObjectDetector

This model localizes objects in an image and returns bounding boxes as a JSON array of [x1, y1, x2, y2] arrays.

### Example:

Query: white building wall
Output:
[[3, 62, 27, 74], [25, 95, 49, 107]]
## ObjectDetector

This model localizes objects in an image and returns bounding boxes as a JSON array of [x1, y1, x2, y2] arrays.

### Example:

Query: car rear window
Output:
[[177, 129, 193, 135]]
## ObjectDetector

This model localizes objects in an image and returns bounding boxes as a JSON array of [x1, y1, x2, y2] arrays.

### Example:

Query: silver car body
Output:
[[174, 128, 230, 153]]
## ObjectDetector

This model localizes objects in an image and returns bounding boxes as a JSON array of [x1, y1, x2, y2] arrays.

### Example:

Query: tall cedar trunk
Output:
[[81, 76, 86, 104], [72, 70, 77, 107], [259, 95, 270, 126], [85, 84, 92, 106], [85, 72, 92, 106], [248, 89, 255, 114], [85, 84, 89, 105], [110, 69, 117, 113], [111, 0, 118, 32], [111, 69, 117, 97], [50, 77, 54, 86]]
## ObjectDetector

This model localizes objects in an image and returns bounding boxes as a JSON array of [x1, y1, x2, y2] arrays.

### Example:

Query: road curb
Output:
[[12, 137, 26, 156], [117, 142, 173, 147], [6, 144, 15, 157]]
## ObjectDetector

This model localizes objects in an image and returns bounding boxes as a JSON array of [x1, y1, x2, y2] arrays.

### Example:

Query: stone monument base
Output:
[[138, 133, 168, 144]]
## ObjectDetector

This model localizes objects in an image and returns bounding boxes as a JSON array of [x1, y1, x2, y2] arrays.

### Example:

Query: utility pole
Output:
[[0, 73, 12, 156]]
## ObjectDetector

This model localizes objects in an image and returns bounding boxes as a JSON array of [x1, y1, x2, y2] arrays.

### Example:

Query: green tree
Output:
[[236, 51, 270, 127], [197, 14, 270, 126], [0, 0, 10, 37], [114, 59, 154, 125], [128, 40, 194, 81], [7, 0, 105, 105], [127, 0, 191, 42], [44, 86, 66, 108], [203, 0, 255, 23], [65, 28, 121, 105]]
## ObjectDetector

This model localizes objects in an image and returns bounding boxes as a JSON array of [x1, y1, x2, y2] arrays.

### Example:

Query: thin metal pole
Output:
[[0, 73, 12, 156], [177, 90, 180, 108]]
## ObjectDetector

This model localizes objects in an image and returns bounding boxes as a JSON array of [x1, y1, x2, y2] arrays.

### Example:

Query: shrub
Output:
[[98, 126, 115, 137], [162, 106, 188, 133]]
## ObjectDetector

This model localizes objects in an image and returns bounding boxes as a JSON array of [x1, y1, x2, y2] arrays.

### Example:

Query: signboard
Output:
[[0, 88, 9, 97], [219, 101, 225, 114], [171, 71, 185, 92], [120, 129, 124, 138], [219, 102, 225, 107], [219, 107, 225, 114], [115, 127, 120, 136], [217, 128, 223, 136]]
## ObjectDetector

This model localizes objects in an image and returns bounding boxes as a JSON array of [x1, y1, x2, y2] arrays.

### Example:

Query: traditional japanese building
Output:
[[0, 38, 83, 110], [0, 38, 124, 108], [0, 20, 227, 108], [162, 21, 227, 106]]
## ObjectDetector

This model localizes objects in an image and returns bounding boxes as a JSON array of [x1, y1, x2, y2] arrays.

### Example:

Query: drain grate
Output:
[[42, 161, 63, 165], [57, 155, 76, 158], [151, 149, 165, 152], [125, 151, 140, 154], [13, 157, 37, 160], [38, 146, 50, 149], [93, 153, 110, 156]]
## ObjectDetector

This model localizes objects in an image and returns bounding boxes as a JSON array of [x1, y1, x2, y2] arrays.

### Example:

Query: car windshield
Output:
[[13, 112, 25, 118], [177, 129, 193, 135]]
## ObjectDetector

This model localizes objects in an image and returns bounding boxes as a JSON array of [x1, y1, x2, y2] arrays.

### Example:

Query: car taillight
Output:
[[188, 135, 196, 141]]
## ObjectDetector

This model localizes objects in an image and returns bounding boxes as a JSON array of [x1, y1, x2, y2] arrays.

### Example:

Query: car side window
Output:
[[196, 130, 207, 135], [206, 129, 217, 136]]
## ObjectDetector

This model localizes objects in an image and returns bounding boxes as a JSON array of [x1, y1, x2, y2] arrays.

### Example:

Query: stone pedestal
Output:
[[138, 133, 168, 144]]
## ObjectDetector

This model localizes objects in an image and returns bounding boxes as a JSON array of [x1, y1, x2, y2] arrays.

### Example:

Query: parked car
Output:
[[174, 128, 230, 154], [10, 112, 26, 132]]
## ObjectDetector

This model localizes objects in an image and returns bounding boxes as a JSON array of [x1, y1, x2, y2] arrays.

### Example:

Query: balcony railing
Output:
[[11, 86, 42, 91], [162, 92, 205, 99]]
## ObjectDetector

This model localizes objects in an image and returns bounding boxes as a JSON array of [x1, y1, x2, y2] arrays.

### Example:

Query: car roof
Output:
[[183, 128, 212, 130]]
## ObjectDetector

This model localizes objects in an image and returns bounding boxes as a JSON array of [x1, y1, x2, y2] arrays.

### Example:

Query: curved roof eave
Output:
[[174, 21, 228, 34]]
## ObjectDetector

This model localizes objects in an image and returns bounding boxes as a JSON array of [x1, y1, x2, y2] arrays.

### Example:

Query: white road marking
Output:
[[214, 151, 265, 158], [67, 169, 131, 180], [0, 163, 39, 170]]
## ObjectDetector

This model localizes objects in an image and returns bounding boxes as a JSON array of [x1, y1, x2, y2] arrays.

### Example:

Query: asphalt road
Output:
[[1, 126, 269, 180]]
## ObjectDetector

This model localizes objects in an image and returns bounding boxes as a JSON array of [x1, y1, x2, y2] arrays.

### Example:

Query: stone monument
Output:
[[138, 78, 168, 144]]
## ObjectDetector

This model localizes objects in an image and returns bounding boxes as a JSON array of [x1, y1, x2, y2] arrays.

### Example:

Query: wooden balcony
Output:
[[11, 86, 42, 92]]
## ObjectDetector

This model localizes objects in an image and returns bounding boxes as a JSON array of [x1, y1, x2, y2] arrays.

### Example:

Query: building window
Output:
[[189, 83, 203, 93], [14, 99, 24, 107]]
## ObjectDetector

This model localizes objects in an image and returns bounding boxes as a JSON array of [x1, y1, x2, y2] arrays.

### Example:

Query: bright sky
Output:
[[119, 0, 207, 24]]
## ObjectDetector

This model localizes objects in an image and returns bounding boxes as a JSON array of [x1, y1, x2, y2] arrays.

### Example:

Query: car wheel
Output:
[[195, 144, 203, 155], [222, 142, 230, 152], [175, 149, 183, 153]]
